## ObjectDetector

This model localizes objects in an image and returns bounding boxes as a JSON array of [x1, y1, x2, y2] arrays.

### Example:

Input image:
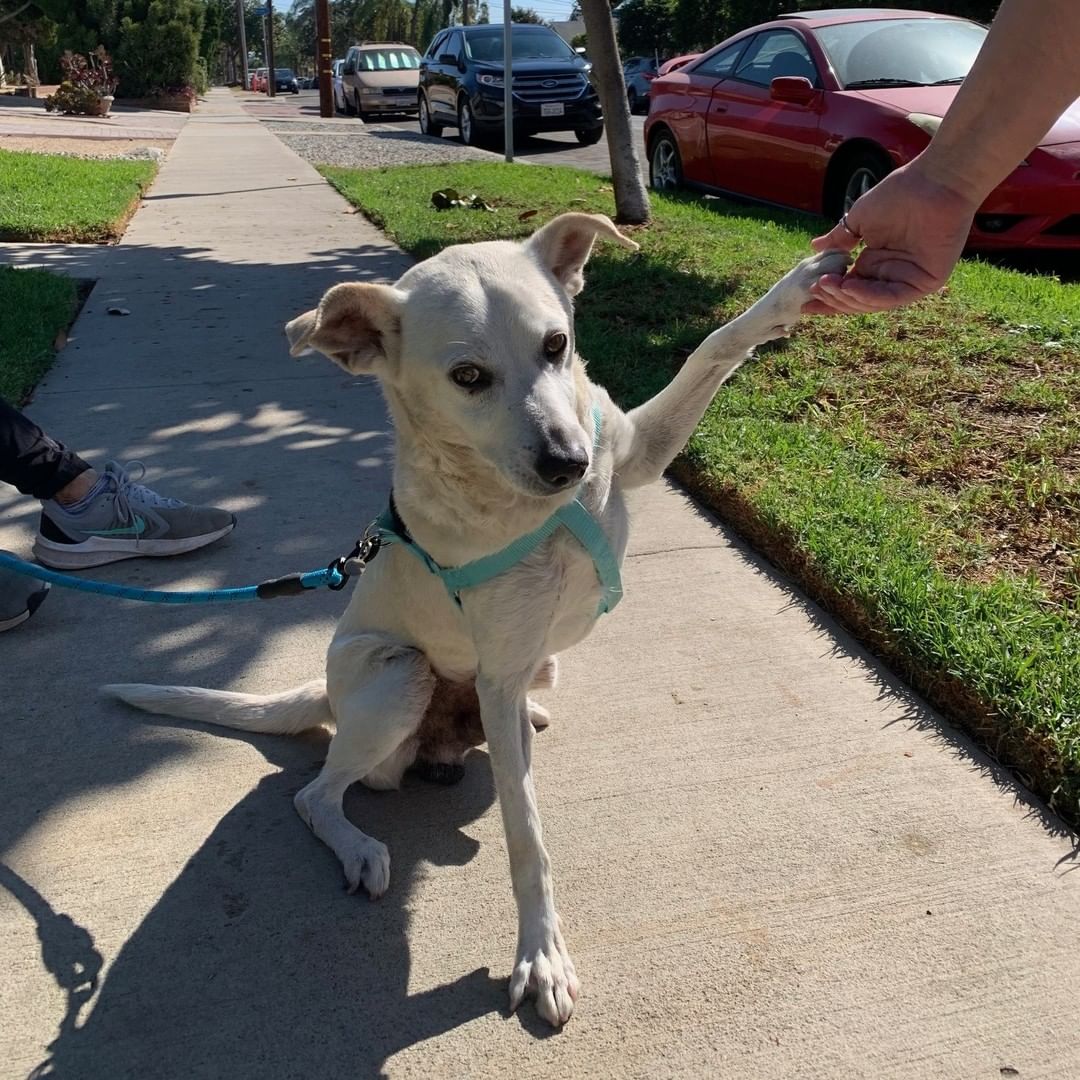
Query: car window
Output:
[[816, 17, 987, 88], [734, 30, 817, 87], [443, 31, 463, 62], [425, 32, 447, 60], [691, 38, 749, 79], [465, 27, 577, 63], [358, 48, 420, 71]]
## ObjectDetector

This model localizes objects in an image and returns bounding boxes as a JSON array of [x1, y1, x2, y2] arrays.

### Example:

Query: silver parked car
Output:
[[331, 58, 346, 112]]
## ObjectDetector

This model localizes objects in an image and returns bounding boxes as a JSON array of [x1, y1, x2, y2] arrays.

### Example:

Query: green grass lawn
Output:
[[0, 150, 157, 242], [0, 266, 78, 403], [321, 161, 1080, 826]]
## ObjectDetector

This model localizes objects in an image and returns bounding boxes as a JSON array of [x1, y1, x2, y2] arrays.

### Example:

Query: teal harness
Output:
[[373, 405, 623, 615]]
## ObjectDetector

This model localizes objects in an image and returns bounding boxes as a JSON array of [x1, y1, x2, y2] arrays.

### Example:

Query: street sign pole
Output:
[[315, 0, 333, 117], [503, 1, 512, 162], [236, 0, 249, 90], [265, 0, 276, 96]]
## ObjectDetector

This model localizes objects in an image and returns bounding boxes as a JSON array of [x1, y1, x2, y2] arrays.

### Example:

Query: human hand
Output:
[[802, 161, 979, 315]]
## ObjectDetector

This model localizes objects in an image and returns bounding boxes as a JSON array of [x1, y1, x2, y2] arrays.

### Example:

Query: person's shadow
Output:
[[33, 718, 502, 1080]]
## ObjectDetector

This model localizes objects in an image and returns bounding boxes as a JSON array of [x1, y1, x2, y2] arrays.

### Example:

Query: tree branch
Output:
[[0, 1, 34, 25]]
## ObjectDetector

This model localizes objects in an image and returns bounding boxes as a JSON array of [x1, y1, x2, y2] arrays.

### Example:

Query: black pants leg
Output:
[[0, 397, 92, 500]]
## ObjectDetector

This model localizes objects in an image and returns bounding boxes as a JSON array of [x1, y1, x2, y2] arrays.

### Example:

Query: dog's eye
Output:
[[543, 332, 568, 359], [450, 364, 489, 390]]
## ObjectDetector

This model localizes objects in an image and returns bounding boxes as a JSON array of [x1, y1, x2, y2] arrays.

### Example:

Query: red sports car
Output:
[[644, 9, 1080, 250]]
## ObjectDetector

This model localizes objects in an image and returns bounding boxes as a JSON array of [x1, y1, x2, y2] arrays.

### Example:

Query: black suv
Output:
[[418, 24, 603, 147]]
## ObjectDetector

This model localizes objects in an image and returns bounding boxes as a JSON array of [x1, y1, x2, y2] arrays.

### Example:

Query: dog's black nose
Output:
[[535, 448, 589, 489]]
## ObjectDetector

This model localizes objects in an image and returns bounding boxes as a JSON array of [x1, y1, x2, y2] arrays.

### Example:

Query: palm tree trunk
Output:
[[579, 0, 650, 224]]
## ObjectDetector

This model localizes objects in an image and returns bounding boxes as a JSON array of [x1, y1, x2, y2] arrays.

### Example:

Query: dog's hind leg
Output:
[[294, 635, 435, 898]]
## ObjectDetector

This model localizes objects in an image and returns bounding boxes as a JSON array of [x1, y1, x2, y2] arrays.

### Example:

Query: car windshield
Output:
[[357, 48, 420, 71], [816, 18, 987, 89], [276, 69, 294, 79], [466, 28, 577, 63]]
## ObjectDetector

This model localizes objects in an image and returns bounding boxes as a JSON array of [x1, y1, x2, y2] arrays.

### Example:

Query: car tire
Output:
[[835, 150, 892, 218], [649, 129, 683, 191], [575, 125, 603, 146], [419, 93, 443, 137], [458, 96, 482, 147], [627, 88, 639, 114], [344, 89, 356, 117]]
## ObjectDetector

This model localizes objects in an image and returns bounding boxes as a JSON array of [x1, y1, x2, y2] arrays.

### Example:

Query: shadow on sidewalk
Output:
[[29, 726, 499, 1079]]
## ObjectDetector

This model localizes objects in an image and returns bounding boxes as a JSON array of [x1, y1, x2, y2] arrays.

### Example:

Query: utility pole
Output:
[[236, 0, 249, 89], [315, 0, 333, 117], [265, 0, 276, 96], [503, 0, 513, 161]]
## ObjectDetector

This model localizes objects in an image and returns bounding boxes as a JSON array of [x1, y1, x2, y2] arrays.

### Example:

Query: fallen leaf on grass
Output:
[[53, 330, 68, 350], [518, 209, 538, 221]]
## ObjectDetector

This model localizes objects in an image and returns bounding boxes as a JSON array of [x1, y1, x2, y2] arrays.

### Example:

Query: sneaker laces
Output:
[[104, 461, 186, 524]]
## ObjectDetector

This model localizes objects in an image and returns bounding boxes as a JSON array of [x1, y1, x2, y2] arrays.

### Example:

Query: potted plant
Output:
[[44, 47, 119, 117]]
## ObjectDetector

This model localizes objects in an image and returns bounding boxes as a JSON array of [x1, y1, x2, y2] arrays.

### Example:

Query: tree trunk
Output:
[[579, 0, 650, 224]]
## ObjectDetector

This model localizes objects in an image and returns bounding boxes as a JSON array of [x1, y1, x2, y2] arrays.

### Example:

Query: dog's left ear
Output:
[[526, 212, 639, 298], [285, 282, 405, 375]]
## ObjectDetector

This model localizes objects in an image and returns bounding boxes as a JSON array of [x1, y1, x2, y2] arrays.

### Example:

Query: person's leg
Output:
[[0, 397, 95, 502], [1, 398, 236, 572]]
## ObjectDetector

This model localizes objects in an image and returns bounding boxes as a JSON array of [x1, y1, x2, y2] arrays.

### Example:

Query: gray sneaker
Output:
[[33, 461, 237, 570], [0, 552, 49, 632]]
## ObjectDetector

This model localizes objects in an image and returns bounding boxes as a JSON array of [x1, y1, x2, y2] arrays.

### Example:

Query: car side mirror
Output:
[[439, 53, 458, 66], [770, 76, 816, 105]]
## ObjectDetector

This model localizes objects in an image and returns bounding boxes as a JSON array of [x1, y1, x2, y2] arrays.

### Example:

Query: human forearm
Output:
[[915, 0, 1080, 205]]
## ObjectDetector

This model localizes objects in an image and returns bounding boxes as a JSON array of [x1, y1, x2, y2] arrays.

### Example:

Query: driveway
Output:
[[242, 88, 648, 178]]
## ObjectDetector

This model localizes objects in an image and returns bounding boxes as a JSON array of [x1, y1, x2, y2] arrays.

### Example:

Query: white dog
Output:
[[107, 214, 846, 1027]]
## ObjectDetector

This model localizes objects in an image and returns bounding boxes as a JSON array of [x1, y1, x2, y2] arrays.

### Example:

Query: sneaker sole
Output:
[[32, 522, 236, 570], [0, 583, 49, 632]]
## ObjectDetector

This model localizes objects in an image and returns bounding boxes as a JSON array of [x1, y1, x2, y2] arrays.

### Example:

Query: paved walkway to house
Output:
[[2, 87, 1078, 1080]]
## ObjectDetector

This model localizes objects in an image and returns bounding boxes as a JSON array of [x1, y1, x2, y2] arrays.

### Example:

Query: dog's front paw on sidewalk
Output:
[[509, 918, 579, 1026]]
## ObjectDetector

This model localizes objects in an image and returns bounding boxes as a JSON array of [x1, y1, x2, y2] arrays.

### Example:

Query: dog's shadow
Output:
[[35, 720, 502, 1080]]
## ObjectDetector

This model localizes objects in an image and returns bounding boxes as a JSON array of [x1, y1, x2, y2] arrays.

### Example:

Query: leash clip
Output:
[[327, 532, 381, 591]]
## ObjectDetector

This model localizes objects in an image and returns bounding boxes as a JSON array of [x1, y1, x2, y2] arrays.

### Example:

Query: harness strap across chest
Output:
[[374, 405, 623, 615]]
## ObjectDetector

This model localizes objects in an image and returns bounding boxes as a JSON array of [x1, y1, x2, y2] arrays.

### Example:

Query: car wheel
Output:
[[459, 96, 481, 147], [575, 125, 603, 146], [344, 89, 356, 116], [627, 88, 639, 114], [355, 92, 370, 123], [649, 130, 683, 191], [419, 93, 443, 137], [837, 150, 892, 217]]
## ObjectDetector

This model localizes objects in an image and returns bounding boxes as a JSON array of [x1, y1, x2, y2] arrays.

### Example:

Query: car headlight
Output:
[[361, 87, 382, 96], [478, 74, 504, 88], [907, 112, 942, 137]]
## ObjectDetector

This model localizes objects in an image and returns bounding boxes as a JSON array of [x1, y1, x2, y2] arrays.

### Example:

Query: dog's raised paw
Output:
[[509, 921, 579, 1026], [342, 837, 391, 898], [762, 249, 852, 333]]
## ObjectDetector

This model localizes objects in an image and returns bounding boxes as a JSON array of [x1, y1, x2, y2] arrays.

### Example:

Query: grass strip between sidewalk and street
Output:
[[0, 149, 157, 243], [0, 266, 78, 404], [320, 161, 1080, 826]]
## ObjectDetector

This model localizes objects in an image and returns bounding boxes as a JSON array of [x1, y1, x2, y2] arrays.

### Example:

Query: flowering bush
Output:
[[44, 48, 119, 115]]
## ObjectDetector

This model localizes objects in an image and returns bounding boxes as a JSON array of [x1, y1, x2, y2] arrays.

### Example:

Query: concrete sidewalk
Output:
[[2, 88, 1078, 1080]]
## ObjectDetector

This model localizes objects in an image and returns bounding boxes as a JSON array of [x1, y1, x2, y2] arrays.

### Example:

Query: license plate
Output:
[[395, 95, 413, 103], [540, 102, 564, 117]]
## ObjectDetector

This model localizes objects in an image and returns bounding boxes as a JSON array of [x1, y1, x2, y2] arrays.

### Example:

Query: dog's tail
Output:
[[102, 680, 332, 736]]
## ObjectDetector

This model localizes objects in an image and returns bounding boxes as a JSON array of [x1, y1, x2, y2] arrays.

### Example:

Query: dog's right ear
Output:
[[285, 282, 404, 375]]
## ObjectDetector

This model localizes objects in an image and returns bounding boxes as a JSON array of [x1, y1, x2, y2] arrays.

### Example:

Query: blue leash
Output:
[[0, 548, 361, 604]]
